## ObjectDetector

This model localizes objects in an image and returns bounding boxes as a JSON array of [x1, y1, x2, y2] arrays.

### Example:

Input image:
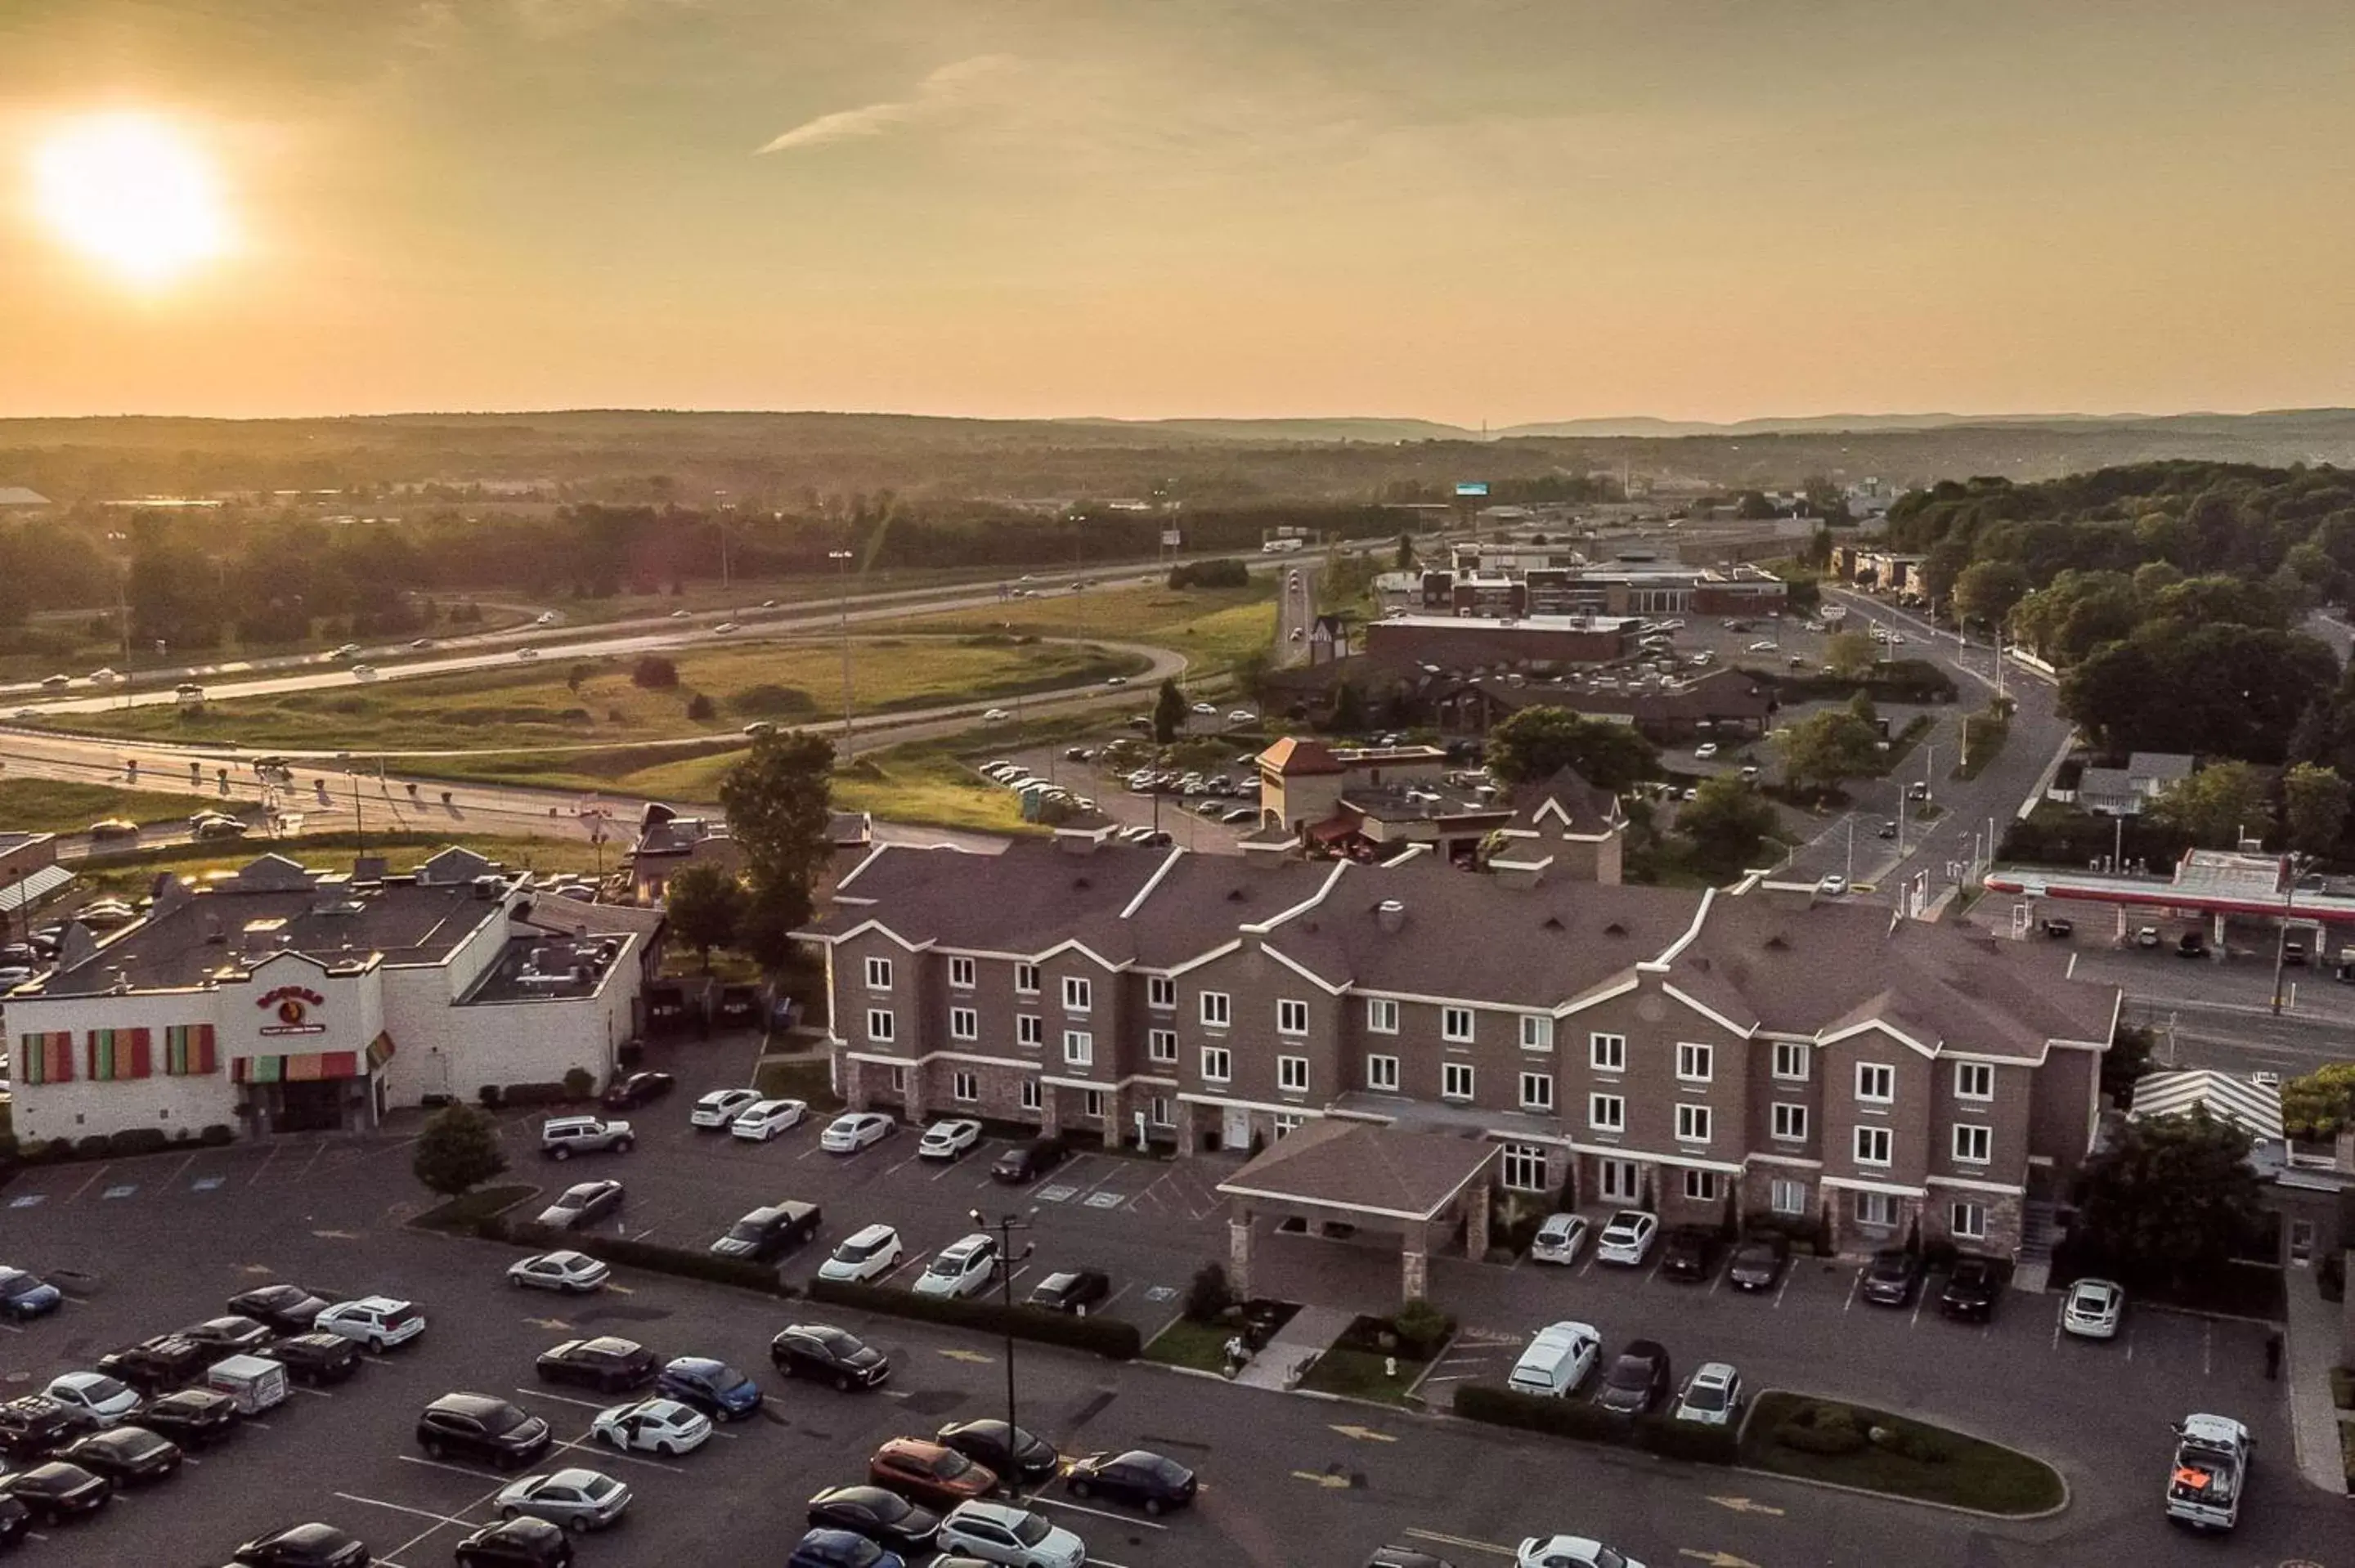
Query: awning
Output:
[[1307, 818, 1360, 844], [366, 1031, 396, 1069], [235, 1048, 367, 1084], [0, 865, 73, 914]]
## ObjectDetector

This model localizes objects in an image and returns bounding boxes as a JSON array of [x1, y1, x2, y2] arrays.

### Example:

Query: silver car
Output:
[[495, 1467, 631, 1530]]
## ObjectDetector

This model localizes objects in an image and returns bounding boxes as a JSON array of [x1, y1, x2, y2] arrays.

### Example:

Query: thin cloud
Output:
[[756, 55, 1016, 155]]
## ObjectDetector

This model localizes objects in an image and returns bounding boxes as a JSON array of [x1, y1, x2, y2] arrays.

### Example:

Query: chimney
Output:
[[1376, 898, 1406, 934]]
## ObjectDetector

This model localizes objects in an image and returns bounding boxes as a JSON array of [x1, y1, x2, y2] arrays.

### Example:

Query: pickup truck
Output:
[[2165, 1413, 2250, 1531]]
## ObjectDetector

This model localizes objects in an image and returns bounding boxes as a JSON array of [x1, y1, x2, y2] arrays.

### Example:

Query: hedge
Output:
[[806, 1277, 1142, 1360], [1451, 1382, 1737, 1465], [481, 1216, 794, 1297], [412, 1184, 537, 1234]]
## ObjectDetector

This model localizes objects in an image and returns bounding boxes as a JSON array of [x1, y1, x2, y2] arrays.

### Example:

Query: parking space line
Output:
[[2201, 1320, 2211, 1376], [514, 1387, 608, 1410], [1909, 1288, 1927, 1328], [248, 1143, 282, 1186], [1077, 1161, 1129, 1198], [931, 1158, 972, 1183], [1095, 1282, 1133, 1315], [397, 1454, 503, 1482], [65, 1163, 113, 1202], [1773, 1266, 1793, 1310], [291, 1384, 334, 1400], [334, 1493, 481, 1529], [881, 1150, 926, 1178], [796, 1144, 826, 1161], [1031, 1494, 1168, 1531], [551, 1436, 685, 1474], [2125, 1324, 2136, 1363]]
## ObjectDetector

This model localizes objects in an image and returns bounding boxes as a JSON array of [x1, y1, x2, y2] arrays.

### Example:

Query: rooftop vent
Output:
[[1376, 898, 1406, 934], [1226, 888, 1246, 902], [1764, 934, 1789, 951], [1541, 915, 1564, 931], [1602, 921, 1626, 937]]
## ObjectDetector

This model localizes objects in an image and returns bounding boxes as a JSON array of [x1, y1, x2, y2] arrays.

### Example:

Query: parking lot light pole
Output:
[[829, 549, 856, 759], [971, 1207, 1034, 1449]]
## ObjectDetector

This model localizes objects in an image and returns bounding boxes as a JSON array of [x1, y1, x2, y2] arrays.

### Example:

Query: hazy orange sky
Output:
[[7, 0, 2355, 426]]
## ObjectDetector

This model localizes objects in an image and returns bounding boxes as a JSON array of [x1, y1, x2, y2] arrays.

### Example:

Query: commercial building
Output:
[[1434, 666, 1776, 746], [801, 836, 2118, 1261], [1249, 741, 1626, 874], [1415, 561, 1788, 620], [1, 832, 69, 929], [2, 849, 646, 1143], [1366, 613, 1636, 670]]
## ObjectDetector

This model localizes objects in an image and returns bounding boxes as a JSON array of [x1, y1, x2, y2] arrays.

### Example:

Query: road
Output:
[[1779, 589, 2072, 912]]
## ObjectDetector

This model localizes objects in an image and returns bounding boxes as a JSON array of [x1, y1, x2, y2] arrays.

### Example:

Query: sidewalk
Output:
[[1233, 1305, 1356, 1391], [2281, 1270, 2350, 1494]]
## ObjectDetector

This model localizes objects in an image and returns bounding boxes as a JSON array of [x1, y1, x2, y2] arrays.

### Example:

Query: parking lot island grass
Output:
[[1298, 1346, 1424, 1406], [899, 580, 1278, 673], [1953, 706, 2012, 782], [1740, 1391, 2067, 1516], [0, 777, 243, 835], [412, 1182, 538, 1233], [805, 1277, 1142, 1359], [1143, 1316, 1235, 1374], [751, 1056, 846, 1113]]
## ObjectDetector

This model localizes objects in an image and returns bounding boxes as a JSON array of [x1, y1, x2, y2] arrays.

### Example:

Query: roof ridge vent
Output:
[[1227, 888, 1246, 902], [1541, 915, 1564, 931], [1602, 920, 1626, 936], [1764, 934, 1789, 950]]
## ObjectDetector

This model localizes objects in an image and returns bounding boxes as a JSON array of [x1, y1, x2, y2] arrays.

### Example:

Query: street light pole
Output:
[[829, 549, 856, 759], [970, 1207, 1034, 1447]]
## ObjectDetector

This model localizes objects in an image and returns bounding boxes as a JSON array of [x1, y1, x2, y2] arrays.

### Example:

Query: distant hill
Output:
[[1052, 415, 1474, 443]]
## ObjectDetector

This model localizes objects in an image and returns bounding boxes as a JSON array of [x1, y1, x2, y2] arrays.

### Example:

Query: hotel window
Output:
[[1500, 1144, 1548, 1193], [1062, 976, 1092, 1014], [1676, 1042, 1713, 1083], [1278, 1055, 1309, 1093], [889, 1065, 908, 1093], [1589, 1093, 1625, 1132], [1016, 1015, 1043, 1048], [1366, 1054, 1401, 1091], [1951, 1201, 1987, 1241], [1366, 997, 1399, 1034], [1063, 1030, 1093, 1068], [1148, 1028, 1178, 1064], [1442, 1062, 1475, 1101], [1952, 1122, 1992, 1164], [1770, 1178, 1808, 1216], [1084, 1090, 1106, 1119], [1015, 962, 1041, 996], [1954, 1062, 1994, 1101], [1442, 1007, 1475, 1044], [949, 1007, 977, 1042], [1148, 975, 1176, 1010], [1590, 1033, 1626, 1072], [1518, 1071, 1554, 1113], [1201, 1046, 1232, 1084], [1200, 991, 1231, 1028], [1684, 1169, 1718, 1202], [1273, 1113, 1304, 1138], [1773, 1042, 1810, 1082], [1151, 1095, 1174, 1128], [1855, 1063, 1895, 1104], [953, 1071, 978, 1104], [864, 956, 893, 991], [1854, 1126, 1893, 1167], [1277, 999, 1309, 1037], [1854, 1190, 1900, 1228], [1020, 1078, 1041, 1111], [866, 1009, 895, 1044], [1770, 1103, 1808, 1141], [1675, 1104, 1712, 1144], [949, 956, 976, 990], [1520, 1015, 1554, 1053]]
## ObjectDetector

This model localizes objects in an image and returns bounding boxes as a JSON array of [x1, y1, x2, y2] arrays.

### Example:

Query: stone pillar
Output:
[[1175, 1100, 1200, 1158], [840, 1055, 865, 1110], [1227, 1209, 1254, 1300], [1400, 1216, 1429, 1303], [1462, 1180, 1491, 1260], [902, 1063, 929, 1125]]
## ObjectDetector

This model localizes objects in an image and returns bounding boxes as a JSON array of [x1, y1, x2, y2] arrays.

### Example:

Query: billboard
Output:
[[1454, 482, 1489, 498]]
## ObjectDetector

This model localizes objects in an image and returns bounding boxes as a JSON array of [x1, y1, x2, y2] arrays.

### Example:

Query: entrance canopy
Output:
[[1218, 1118, 1496, 1224]]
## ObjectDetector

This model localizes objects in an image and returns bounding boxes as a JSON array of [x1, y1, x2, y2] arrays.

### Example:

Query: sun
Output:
[[31, 112, 233, 288]]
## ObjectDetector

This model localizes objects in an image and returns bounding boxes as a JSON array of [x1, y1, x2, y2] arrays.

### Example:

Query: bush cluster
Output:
[[482, 1216, 793, 1297], [1773, 1401, 1868, 1456], [1168, 558, 1251, 590], [805, 1277, 1141, 1360], [1450, 1382, 1738, 1465]]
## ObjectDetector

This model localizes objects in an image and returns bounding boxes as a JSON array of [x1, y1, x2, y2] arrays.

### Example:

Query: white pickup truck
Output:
[[2165, 1413, 2251, 1531]]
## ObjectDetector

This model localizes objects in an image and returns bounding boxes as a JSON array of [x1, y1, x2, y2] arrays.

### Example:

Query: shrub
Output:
[[1391, 1297, 1453, 1360], [1452, 1382, 1631, 1445], [1185, 1262, 1234, 1323], [1169, 558, 1252, 590], [1868, 1422, 1951, 1463], [199, 1123, 235, 1147], [499, 1082, 572, 1106], [805, 1277, 1141, 1360], [1774, 1401, 1869, 1456], [631, 656, 679, 689], [105, 1127, 170, 1157], [74, 1136, 110, 1160], [561, 1066, 594, 1100], [412, 1184, 536, 1234], [169, 1128, 194, 1145], [1635, 1416, 1741, 1465], [487, 1217, 793, 1296], [478, 1084, 504, 1109], [16, 1138, 56, 1163], [685, 692, 716, 722]]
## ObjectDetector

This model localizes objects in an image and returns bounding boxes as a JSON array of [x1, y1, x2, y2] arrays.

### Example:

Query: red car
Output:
[[867, 1438, 998, 1511]]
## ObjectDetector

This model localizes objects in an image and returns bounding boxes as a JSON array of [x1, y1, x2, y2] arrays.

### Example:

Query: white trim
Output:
[[810, 918, 934, 954], [1660, 981, 1753, 1039], [1743, 1152, 1824, 1170], [845, 1049, 1035, 1071], [1213, 1185, 1431, 1224], [831, 843, 893, 893], [1820, 1017, 1937, 1060], [1178, 1091, 1330, 1118], [1239, 858, 1349, 936], [1040, 1073, 1168, 1091], [1263, 943, 1348, 996], [1562, 1142, 1745, 1175], [1819, 1174, 1927, 1198], [1943, 1046, 2049, 1065], [1656, 885, 1716, 965], [1166, 939, 1243, 978], [1924, 1174, 2025, 1195], [1557, 975, 1640, 1019], [1118, 847, 1186, 920]]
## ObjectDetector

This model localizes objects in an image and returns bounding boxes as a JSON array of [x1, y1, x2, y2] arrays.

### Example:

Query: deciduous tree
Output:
[[1485, 708, 1659, 791], [1951, 560, 2032, 629], [1822, 630, 1877, 679], [719, 730, 836, 966], [412, 1105, 508, 1198], [2146, 761, 2272, 849], [2279, 1063, 2355, 1141], [1153, 679, 1186, 744], [2074, 1109, 2265, 1289], [1676, 776, 1779, 873], [2282, 761, 2352, 858], [664, 862, 747, 972], [1774, 709, 1881, 796]]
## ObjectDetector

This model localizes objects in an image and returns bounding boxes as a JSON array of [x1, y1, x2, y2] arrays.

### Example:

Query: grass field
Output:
[[1142, 1317, 1232, 1374], [43, 636, 1146, 753], [895, 581, 1277, 674], [0, 777, 236, 835], [71, 831, 612, 898], [1741, 1391, 2066, 1516]]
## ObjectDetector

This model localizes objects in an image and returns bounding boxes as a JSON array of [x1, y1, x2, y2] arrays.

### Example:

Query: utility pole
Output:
[[829, 548, 856, 759], [969, 1207, 1034, 1449]]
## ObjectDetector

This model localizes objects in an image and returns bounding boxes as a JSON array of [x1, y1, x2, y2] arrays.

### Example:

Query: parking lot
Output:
[[2, 1029, 2345, 1568]]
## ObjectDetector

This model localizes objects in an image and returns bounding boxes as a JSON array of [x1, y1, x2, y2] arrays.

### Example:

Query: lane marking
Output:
[[334, 1493, 482, 1528], [397, 1454, 503, 1481], [1031, 1495, 1169, 1530], [1402, 1527, 1515, 1557], [1706, 1495, 1785, 1517], [1290, 1470, 1349, 1490]]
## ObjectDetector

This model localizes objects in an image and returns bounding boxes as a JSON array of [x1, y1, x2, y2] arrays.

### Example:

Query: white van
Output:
[[1507, 1320, 1600, 1399], [207, 1354, 289, 1414]]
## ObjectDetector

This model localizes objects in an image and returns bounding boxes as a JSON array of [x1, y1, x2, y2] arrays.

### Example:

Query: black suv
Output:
[[96, 1335, 213, 1394], [769, 1324, 890, 1390], [710, 1201, 823, 1261], [1938, 1256, 2003, 1322], [1859, 1248, 1923, 1307], [272, 1333, 364, 1386], [536, 1337, 658, 1395], [1657, 1226, 1716, 1283], [137, 1388, 240, 1448], [991, 1136, 1070, 1185], [415, 1395, 552, 1470], [455, 1516, 574, 1567], [0, 1396, 92, 1463]]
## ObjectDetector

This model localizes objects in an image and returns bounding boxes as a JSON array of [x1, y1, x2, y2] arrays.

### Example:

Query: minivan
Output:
[[1505, 1321, 1599, 1399]]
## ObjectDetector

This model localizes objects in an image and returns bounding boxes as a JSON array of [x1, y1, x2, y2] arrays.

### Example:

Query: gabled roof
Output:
[[1217, 1119, 1496, 1221], [1505, 767, 1626, 838], [2129, 1070, 2281, 1142], [1258, 737, 1348, 777], [801, 841, 1167, 961]]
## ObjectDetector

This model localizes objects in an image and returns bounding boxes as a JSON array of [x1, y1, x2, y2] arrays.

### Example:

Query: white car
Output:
[[918, 1118, 984, 1161], [312, 1296, 426, 1351], [508, 1250, 612, 1294], [1190, 701, 1217, 716], [1227, 709, 1255, 724], [982, 708, 1012, 724], [690, 1087, 760, 1129], [1746, 640, 1779, 653], [87, 667, 120, 684], [1594, 1210, 1659, 1267], [1674, 1362, 1744, 1426], [495, 1467, 631, 1530], [2061, 1277, 2126, 1340], [670, 609, 693, 619], [936, 1500, 1087, 1568], [912, 1234, 1001, 1299], [351, 664, 377, 679], [1693, 742, 1719, 759], [821, 1112, 895, 1153], [1530, 1212, 1590, 1266], [44, 1373, 141, 1427], [536, 612, 558, 625], [729, 1098, 809, 1142], [1817, 874, 1848, 897], [711, 621, 738, 634], [817, 1223, 904, 1284], [1518, 1534, 1645, 1568], [590, 1396, 711, 1457]]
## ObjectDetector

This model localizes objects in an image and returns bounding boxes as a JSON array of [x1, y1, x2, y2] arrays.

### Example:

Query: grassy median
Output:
[[1742, 1391, 2065, 1515], [0, 778, 240, 836]]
